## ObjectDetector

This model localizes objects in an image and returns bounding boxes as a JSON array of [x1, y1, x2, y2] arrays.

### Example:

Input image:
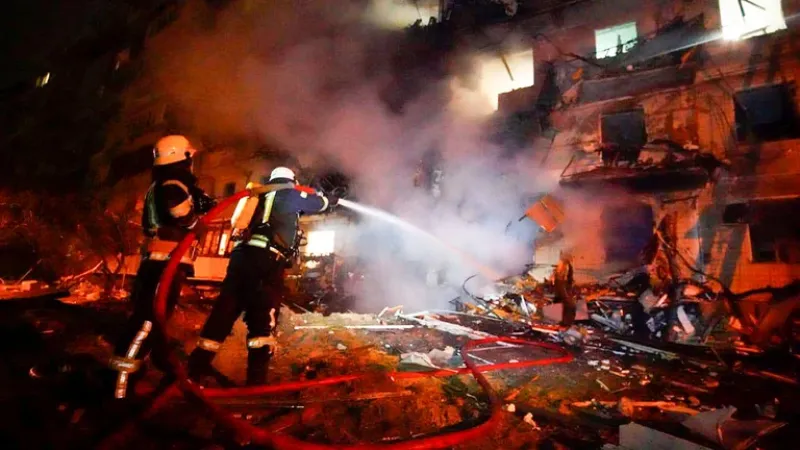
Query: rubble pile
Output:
[[439, 265, 800, 448], [203, 309, 498, 445], [184, 302, 793, 448], [62, 280, 104, 303], [7, 287, 799, 449], [461, 262, 799, 355], [0, 264, 127, 305], [429, 310, 798, 448], [59, 279, 128, 304], [0, 279, 57, 301]]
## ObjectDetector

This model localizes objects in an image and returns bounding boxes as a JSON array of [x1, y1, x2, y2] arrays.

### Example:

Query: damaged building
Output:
[[454, 0, 800, 350], [3, 1, 800, 449], [488, 0, 800, 289]]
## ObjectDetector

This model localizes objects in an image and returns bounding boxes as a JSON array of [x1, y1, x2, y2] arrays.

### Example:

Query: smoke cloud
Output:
[[151, 0, 560, 311]]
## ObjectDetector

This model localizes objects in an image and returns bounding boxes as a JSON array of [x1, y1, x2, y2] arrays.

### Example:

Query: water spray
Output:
[[337, 198, 504, 281]]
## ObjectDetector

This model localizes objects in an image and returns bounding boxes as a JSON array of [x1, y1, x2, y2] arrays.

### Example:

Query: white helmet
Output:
[[153, 135, 196, 166], [269, 166, 296, 182]]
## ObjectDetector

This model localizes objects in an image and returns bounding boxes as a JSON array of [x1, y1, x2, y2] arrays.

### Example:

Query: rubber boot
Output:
[[187, 348, 216, 380], [103, 359, 148, 400], [246, 347, 272, 386]]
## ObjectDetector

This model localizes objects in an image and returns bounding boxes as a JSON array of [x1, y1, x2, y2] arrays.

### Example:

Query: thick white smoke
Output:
[[151, 0, 559, 311]]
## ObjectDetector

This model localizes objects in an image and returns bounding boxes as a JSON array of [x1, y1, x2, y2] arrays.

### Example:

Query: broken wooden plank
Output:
[[1, 287, 69, 302], [609, 338, 680, 360], [530, 325, 560, 335], [398, 312, 495, 339], [743, 369, 799, 385], [666, 380, 712, 394]]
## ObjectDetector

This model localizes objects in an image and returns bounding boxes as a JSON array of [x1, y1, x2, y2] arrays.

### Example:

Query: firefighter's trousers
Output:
[[109, 259, 188, 398], [188, 245, 286, 385]]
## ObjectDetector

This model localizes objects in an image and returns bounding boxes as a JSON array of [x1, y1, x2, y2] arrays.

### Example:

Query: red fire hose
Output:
[[144, 189, 573, 449]]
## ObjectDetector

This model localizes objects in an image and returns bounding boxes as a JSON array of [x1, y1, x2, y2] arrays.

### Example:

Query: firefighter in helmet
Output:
[[107, 135, 215, 398], [188, 167, 337, 386]]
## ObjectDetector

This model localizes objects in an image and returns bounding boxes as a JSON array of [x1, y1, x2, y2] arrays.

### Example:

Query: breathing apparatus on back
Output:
[[229, 167, 319, 242]]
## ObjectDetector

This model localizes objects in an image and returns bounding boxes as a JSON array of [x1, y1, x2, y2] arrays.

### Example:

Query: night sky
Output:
[[0, 0, 123, 89]]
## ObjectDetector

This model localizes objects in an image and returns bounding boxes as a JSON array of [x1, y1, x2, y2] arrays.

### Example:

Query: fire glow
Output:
[[304, 230, 335, 256]]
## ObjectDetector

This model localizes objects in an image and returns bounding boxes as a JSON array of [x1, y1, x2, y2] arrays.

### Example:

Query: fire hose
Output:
[[104, 188, 574, 449]]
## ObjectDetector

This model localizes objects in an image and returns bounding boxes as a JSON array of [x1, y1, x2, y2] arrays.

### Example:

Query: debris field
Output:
[[2, 271, 799, 449]]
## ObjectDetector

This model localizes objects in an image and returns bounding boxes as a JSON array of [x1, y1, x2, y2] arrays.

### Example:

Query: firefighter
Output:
[[187, 167, 337, 385], [553, 250, 576, 327], [107, 135, 215, 399]]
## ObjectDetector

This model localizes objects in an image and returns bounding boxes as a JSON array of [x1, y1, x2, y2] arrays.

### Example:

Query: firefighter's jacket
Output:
[[141, 169, 212, 262], [244, 179, 330, 253]]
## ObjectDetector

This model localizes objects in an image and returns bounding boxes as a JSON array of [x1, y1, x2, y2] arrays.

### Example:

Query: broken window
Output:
[[35, 72, 50, 88], [223, 182, 236, 197], [734, 84, 799, 142], [478, 49, 534, 110], [601, 109, 648, 148], [595, 22, 637, 58], [723, 198, 800, 263], [365, 0, 440, 29], [719, 0, 786, 40], [722, 202, 749, 223], [602, 203, 654, 264]]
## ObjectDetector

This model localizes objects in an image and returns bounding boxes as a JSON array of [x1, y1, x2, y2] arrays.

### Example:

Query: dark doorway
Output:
[[723, 197, 800, 263], [602, 202, 654, 264]]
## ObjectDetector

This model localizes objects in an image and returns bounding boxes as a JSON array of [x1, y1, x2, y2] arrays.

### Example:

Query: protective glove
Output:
[[192, 188, 218, 214], [327, 195, 340, 208], [197, 194, 218, 214]]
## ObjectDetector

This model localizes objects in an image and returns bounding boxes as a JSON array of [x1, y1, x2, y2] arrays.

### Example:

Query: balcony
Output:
[[577, 65, 696, 105], [559, 140, 726, 193]]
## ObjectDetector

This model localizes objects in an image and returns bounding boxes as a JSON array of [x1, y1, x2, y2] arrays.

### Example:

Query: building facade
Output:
[[482, 0, 800, 292]]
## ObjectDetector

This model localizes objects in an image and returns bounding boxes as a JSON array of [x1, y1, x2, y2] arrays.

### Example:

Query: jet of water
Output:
[[338, 198, 503, 281]]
